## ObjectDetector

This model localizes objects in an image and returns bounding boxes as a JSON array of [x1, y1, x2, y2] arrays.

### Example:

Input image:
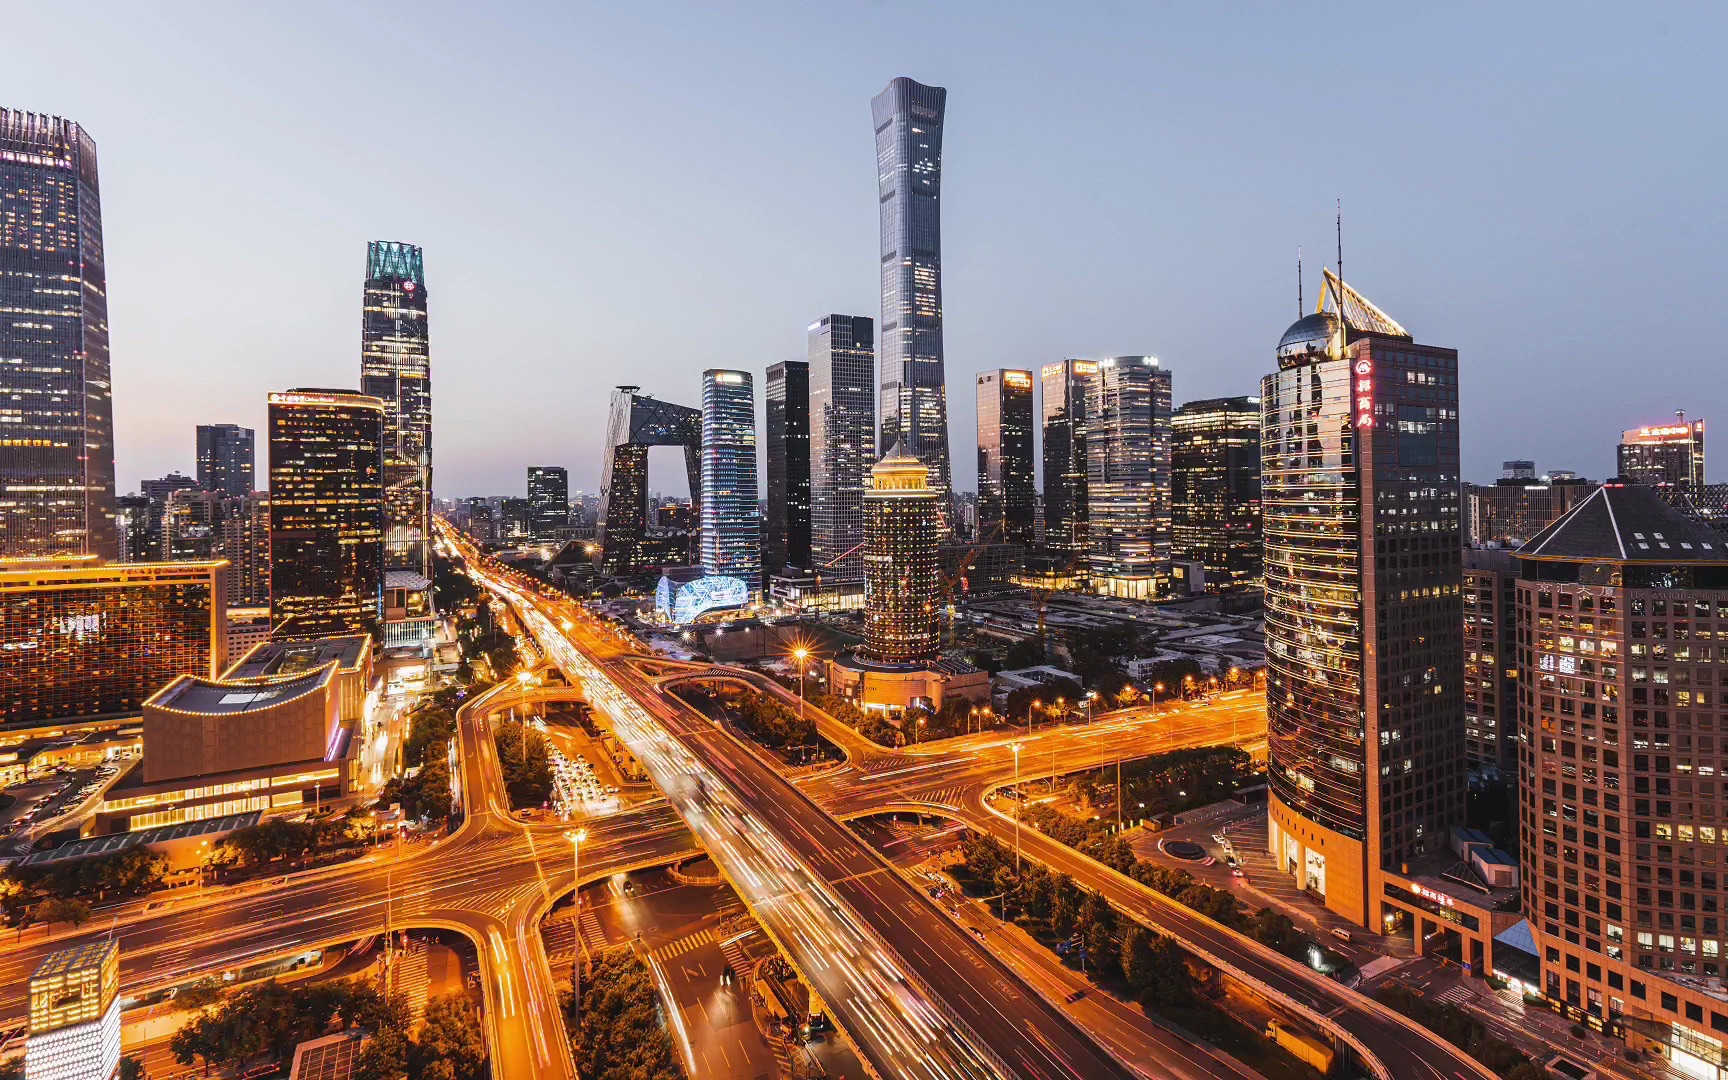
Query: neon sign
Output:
[[1354, 358, 1373, 429]]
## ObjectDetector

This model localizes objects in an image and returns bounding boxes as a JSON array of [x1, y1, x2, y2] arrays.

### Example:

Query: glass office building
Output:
[[360, 241, 431, 578], [976, 370, 1036, 545], [1171, 396, 1261, 591], [1262, 273, 1464, 926], [1085, 356, 1170, 598], [1617, 417, 1704, 490], [0, 110, 116, 561], [765, 360, 811, 576], [0, 556, 226, 725], [267, 390, 385, 639], [527, 466, 569, 539], [809, 315, 876, 580], [873, 78, 951, 496], [195, 424, 255, 498], [864, 444, 940, 664], [1041, 359, 1096, 556], [700, 370, 761, 592]]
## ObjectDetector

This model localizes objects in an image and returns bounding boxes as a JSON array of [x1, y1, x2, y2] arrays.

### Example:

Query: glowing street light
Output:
[[567, 828, 588, 1027], [1008, 742, 1024, 874], [791, 645, 810, 721]]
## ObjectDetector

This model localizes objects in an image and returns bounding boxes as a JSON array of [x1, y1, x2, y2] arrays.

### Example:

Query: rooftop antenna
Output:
[[1297, 247, 1303, 315], [1335, 199, 1344, 314]]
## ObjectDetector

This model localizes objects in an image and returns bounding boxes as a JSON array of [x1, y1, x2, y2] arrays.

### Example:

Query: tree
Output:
[[1120, 924, 1157, 998], [119, 1059, 145, 1080], [1143, 934, 1196, 1006], [412, 995, 486, 1080], [31, 897, 90, 931]]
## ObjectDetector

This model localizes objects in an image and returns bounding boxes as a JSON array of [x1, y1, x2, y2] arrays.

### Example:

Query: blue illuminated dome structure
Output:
[[655, 569, 748, 625]]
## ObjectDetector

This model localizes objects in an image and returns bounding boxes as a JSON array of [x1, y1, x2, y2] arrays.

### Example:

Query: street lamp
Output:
[[1008, 742, 1024, 874], [1084, 690, 1097, 726], [915, 715, 926, 746], [792, 646, 810, 721], [567, 828, 588, 1027]]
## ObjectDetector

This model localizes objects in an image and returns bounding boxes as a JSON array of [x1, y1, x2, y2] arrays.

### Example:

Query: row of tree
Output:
[[210, 813, 368, 871], [566, 947, 684, 1080], [1, 847, 165, 932], [494, 717, 555, 808], [1076, 746, 1256, 820], [716, 688, 816, 750]]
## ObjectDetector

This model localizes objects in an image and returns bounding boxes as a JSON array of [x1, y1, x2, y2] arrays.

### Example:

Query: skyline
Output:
[[4, 4, 1726, 498]]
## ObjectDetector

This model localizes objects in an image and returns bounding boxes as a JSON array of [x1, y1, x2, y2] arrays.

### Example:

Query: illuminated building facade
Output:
[[764, 360, 810, 576], [527, 466, 569, 539], [195, 424, 254, 498], [1263, 271, 1464, 927], [1040, 359, 1096, 556], [1171, 395, 1262, 592], [873, 78, 951, 496], [1463, 546, 1519, 772], [976, 370, 1036, 545], [655, 568, 749, 624], [0, 557, 225, 726], [1619, 417, 1705, 490], [863, 443, 940, 663], [1466, 475, 1599, 547], [596, 386, 701, 575], [1084, 356, 1171, 598], [0, 110, 116, 561], [1513, 484, 1728, 1059], [27, 942, 119, 1080], [700, 369, 762, 592], [267, 390, 384, 639], [809, 315, 875, 579]]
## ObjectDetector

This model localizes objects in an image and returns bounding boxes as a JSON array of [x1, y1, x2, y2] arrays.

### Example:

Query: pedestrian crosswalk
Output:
[[578, 906, 608, 954], [394, 942, 430, 1024], [654, 927, 717, 961], [1434, 983, 1473, 1006]]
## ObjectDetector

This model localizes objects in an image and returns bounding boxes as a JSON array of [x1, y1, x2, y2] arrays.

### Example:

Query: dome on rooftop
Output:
[[1276, 311, 1341, 367]]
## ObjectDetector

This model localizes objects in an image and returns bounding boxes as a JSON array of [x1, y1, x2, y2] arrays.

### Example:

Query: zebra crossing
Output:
[[653, 927, 718, 962], [394, 942, 430, 1023], [1433, 983, 1474, 1006], [578, 906, 608, 954]]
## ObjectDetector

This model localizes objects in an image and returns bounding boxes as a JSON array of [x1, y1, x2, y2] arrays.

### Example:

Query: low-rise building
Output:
[[27, 941, 119, 1080], [826, 656, 989, 713], [223, 635, 374, 725]]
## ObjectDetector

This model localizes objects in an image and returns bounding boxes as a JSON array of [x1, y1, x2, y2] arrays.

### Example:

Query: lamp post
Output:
[[1084, 690, 1097, 726], [793, 647, 809, 721], [1154, 682, 1164, 712], [915, 715, 927, 746], [568, 828, 588, 1027], [1008, 742, 1024, 874]]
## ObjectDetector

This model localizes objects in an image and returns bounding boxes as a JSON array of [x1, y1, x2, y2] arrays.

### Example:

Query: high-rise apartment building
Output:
[[267, 389, 384, 639], [863, 444, 940, 663], [360, 242, 432, 645], [0, 110, 115, 561], [700, 370, 762, 592], [1263, 273, 1464, 926], [1618, 416, 1705, 490], [0, 556, 226, 725], [1467, 472, 1599, 548], [873, 78, 951, 495], [527, 466, 569, 539], [195, 424, 255, 498], [1513, 483, 1728, 1045], [1084, 356, 1171, 599], [976, 370, 1036, 545], [218, 493, 270, 607], [1171, 396, 1262, 592], [765, 360, 811, 576], [809, 316, 876, 579], [1041, 359, 1096, 557], [27, 941, 119, 1080], [1462, 546, 1518, 773]]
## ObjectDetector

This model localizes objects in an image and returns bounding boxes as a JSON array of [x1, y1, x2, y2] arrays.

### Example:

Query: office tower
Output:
[[1262, 272, 1463, 926], [498, 497, 531, 540], [1514, 484, 1728, 1036], [863, 443, 940, 663], [267, 389, 385, 639], [114, 494, 150, 563], [1041, 359, 1097, 556], [527, 466, 570, 539], [764, 360, 811, 576], [700, 370, 762, 592], [873, 78, 951, 494], [1465, 474, 1598, 547], [975, 370, 1036, 545], [360, 242, 432, 645], [217, 493, 270, 606], [597, 387, 701, 576], [1084, 356, 1171, 598], [1462, 546, 1517, 772], [1618, 416, 1705, 489], [1504, 460, 1537, 481], [809, 316, 876, 579], [1170, 396, 1262, 592], [0, 557, 226, 725], [162, 487, 226, 561], [27, 942, 119, 1080], [0, 110, 115, 561], [195, 424, 255, 498]]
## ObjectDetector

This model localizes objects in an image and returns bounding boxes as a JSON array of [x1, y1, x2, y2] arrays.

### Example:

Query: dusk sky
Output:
[[8, 3, 1726, 498]]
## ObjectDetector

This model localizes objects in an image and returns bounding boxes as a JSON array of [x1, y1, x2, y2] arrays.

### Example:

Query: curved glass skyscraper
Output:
[[873, 77, 950, 496], [700, 369, 761, 592]]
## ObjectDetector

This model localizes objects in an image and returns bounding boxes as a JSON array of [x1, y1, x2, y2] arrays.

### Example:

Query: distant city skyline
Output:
[[4, 5, 1724, 497]]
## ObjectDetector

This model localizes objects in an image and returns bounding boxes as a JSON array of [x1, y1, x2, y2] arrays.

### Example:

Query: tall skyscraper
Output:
[[195, 424, 255, 498], [1084, 356, 1171, 598], [527, 466, 569, 539], [863, 443, 940, 664], [764, 360, 811, 577], [597, 387, 702, 576], [1262, 272, 1463, 927], [0, 110, 115, 560], [1461, 545, 1517, 773], [1170, 396, 1261, 592], [809, 316, 876, 579], [700, 370, 762, 591], [975, 370, 1036, 545], [1514, 484, 1728, 1037], [1040, 359, 1097, 557], [27, 941, 119, 1080], [268, 389, 385, 639], [359, 240, 431, 596], [873, 78, 951, 495], [1618, 415, 1704, 489]]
